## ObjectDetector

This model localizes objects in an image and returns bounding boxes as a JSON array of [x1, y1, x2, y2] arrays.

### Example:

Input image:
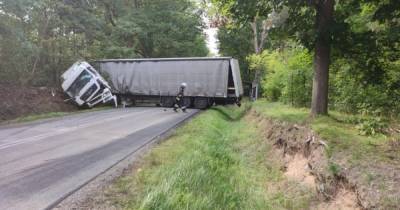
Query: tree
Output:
[[210, 0, 288, 99], [211, 0, 333, 115], [0, 0, 209, 86], [88, 0, 208, 58], [211, 0, 400, 116], [217, 25, 253, 82], [295, 0, 399, 115], [310, 0, 334, 116]]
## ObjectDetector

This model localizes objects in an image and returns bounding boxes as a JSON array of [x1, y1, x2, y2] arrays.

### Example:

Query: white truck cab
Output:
[[61, 61, 117, 107]]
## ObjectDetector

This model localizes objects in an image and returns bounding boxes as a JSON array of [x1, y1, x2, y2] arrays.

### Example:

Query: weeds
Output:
[[108, 102, 313, 210], [253, 100, 395, 163], [328, 163, 341, 176]]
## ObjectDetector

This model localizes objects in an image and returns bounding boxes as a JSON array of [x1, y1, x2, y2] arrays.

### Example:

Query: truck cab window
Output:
[[67, 70, 93, 97], [87, 66, 98, 75]]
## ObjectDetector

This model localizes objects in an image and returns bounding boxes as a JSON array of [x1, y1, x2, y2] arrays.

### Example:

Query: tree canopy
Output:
[[0, 0, 208, 86], [210, 0, 400, 116]]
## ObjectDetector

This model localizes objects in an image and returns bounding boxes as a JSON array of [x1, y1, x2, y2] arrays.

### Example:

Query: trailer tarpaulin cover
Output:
[[99, 59, 230, 97]]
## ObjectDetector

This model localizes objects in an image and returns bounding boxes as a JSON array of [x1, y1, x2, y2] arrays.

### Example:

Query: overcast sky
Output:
[[205, 26, 219, 56], [202, 14, 219, 56]]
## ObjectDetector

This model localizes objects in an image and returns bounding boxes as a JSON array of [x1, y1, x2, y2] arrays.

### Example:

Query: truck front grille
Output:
[[81, 84, 97, 101]]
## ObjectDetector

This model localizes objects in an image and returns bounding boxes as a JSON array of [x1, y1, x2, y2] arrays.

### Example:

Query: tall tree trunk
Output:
[[250, 18, 260, 54], [250, 17, 265, 100], [311, 0, 334, 116]]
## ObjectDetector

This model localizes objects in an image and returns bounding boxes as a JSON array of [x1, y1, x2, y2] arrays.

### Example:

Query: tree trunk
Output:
[[250, 19, 260, 54], [250, 17, 262, 100], [311, 0, 334, 116]]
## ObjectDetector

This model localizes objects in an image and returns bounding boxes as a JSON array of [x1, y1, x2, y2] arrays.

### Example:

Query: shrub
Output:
[[248, 44, 313, 107]]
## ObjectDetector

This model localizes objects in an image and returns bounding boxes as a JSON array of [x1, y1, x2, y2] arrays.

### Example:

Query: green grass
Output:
[[9, 112, 72, 123], [4, 106, 112, 124], [251, 100, 400, 209], [252, 102, 310, 124], [108, 103, 314, 210], [252, 99, 398, 164]]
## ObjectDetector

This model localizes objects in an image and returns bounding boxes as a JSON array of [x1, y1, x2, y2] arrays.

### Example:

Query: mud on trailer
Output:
[[96, 57, 244, 109]]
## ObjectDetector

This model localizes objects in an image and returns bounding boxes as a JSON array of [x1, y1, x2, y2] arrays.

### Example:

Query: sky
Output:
[[202, 13, 219, 56], [205, 27, 219, 56]]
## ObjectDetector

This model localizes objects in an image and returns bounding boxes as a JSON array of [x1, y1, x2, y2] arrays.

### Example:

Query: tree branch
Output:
[[250, 16, 260, 54]]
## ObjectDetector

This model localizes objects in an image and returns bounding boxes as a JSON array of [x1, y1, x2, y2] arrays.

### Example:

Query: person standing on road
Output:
[[174, 82, 187, 112]]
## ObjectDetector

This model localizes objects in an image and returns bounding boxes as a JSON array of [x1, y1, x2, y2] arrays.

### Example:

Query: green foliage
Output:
[[248, 51, 284, 100], [328, 162, 341, 176], [253, 101, 400, 209], [218, 25, 254, 82], [253, 100, 396, 163], [356, 117, 386, 136], [115, 106, 260, 209], [252, 101, 310, 124], [109, 103, 314, 210], [247, 44, 313, 107], [0, 0, 208, 86], [211, 0, 400, 117], [106, 0, 208, 58], [330, 58, 400, 117]]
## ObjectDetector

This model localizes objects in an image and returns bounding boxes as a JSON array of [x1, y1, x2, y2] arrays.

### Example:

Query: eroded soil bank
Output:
[[249, 109, 400, 209], [0, 84, 77, 122]]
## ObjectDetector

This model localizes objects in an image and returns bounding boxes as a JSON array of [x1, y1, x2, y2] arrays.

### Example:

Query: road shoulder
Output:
[[53, 110, 199, 210]]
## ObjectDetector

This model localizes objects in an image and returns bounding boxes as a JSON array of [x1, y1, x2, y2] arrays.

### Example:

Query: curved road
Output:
[[0, 107, 198, 210]]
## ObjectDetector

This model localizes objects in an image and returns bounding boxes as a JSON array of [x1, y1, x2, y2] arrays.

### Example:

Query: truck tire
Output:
[[161, 96, 175, 107], [183, 97, 192, 108], [194, 97, 209, 109], [208, 98, 215, 107]]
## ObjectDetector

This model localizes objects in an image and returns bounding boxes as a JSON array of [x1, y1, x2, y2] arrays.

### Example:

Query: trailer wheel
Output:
[[161, 96, 175, 107], [183, 97, 192, 108], [208, 98, 215, 107], [194, 97, 209, 109]]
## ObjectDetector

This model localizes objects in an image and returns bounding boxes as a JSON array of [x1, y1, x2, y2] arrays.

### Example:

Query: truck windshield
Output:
[[67, 70, 93, 97]]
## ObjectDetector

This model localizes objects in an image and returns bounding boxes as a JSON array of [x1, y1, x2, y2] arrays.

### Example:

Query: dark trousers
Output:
[[173, 97, 186, 111]]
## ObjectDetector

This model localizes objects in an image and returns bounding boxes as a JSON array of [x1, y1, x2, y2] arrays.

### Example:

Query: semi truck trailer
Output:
[[96, 57, 244, 109], [61, 57, 244, 109]]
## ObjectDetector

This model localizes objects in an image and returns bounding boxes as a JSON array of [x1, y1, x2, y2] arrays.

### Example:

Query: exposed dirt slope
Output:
[[0, 84, 77, 122], [250, 109, 400, 209]]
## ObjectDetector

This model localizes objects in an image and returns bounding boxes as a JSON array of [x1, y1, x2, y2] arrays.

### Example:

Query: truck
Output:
[[61, 57, 243, 109], [96, 57, 243, 109], [61, 61, 117, 107]]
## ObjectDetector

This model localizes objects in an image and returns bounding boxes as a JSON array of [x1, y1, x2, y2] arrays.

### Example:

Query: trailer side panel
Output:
[[99, 59, 230, 97]]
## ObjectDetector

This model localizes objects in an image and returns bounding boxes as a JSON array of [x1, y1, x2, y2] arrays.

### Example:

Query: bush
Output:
[[329, 58, 400, 117], [247, 44, 313, 107], [356, 117, 386, 136], [249, 44, 400, 118]]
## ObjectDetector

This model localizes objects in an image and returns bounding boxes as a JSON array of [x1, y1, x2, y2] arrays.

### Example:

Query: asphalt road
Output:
[[0, 107, 198, 210]]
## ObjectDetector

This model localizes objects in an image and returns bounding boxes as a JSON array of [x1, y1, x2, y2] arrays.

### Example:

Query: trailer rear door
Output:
[[230, 59, 244, 97]]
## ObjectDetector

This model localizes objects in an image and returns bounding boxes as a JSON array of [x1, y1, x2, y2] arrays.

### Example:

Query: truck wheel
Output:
[[183, 97, 192, 108], [194, 97, 209, 109], [208, 99, 215, 107], [161, 96, 175, 107]]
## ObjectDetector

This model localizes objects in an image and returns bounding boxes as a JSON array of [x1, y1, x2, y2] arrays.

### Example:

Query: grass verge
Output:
[[3, 106, 111, 124], [252, 100, 400, 208], [106, 103, 314, 210], [252, 100, 399, 163]]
